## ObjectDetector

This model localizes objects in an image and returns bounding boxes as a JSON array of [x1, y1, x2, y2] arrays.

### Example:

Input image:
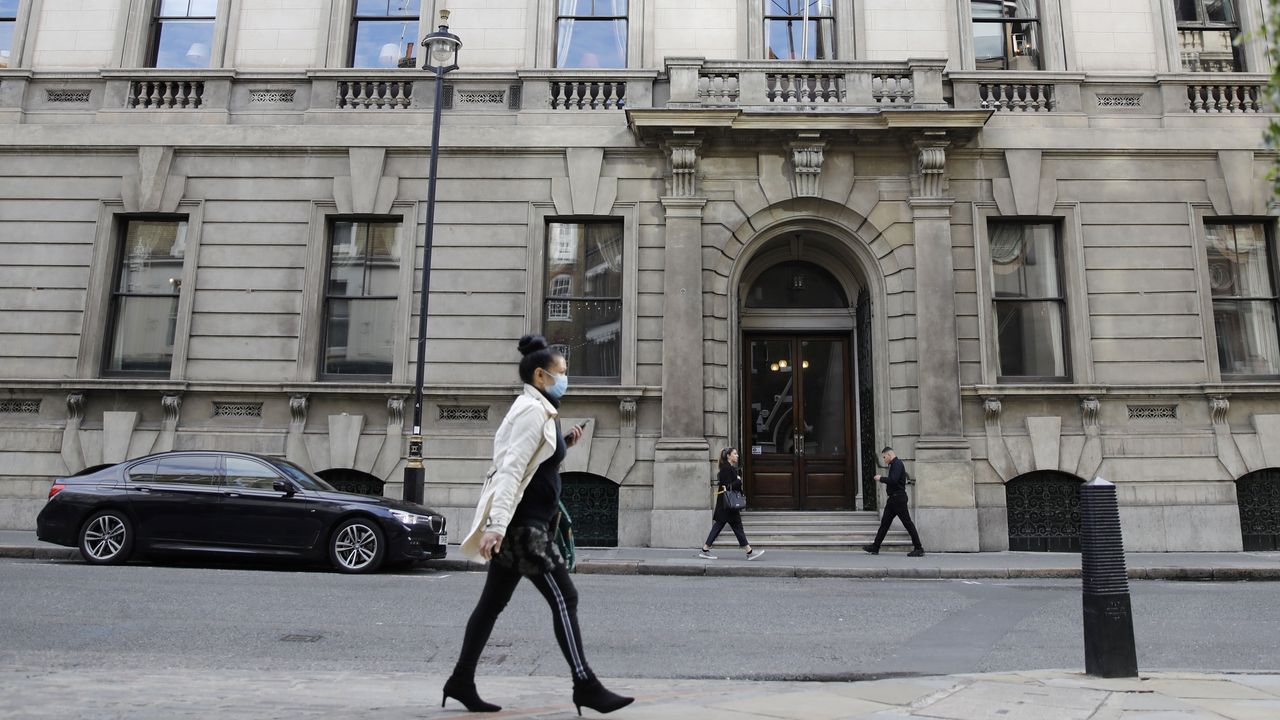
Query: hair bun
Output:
[[518, 334, 549, 356]]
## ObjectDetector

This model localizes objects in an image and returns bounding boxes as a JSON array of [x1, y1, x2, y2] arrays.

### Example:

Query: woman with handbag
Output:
[[698, 447, 765, 561], [445, 335, 634, 715]]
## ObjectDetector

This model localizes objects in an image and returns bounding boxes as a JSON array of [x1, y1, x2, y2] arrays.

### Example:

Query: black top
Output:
[[713, 464, 744, 523], [880, 457, 908, 498], [509, 416, 567, 529]]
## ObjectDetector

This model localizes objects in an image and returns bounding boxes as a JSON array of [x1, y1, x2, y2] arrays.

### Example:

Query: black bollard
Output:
[[1079, 477, 1138, 678]]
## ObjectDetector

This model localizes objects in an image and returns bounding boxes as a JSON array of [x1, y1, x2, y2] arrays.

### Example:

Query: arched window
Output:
[[745, 261, 848, 309], [560, 472, 619, 547], [317, 468, 386, 497], [1237, 468, 1280, 550], [1006, 470, 1083, 552]]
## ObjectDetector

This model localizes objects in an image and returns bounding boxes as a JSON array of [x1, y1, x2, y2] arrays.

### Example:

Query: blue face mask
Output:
[[544, 371, 569, 400]]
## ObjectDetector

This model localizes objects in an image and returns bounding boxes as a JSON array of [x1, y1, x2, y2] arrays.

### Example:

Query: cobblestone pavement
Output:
[[3, 669, 1278, 719]]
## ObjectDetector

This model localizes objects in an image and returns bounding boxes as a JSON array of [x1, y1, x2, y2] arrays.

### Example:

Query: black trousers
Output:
[[454, 558, 593, 682], [705, 518, 749, 548], [872, 494, 923, 550]]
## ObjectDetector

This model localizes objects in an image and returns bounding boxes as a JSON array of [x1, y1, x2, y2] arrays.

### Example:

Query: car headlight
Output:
[[390, 509, 434, 527]]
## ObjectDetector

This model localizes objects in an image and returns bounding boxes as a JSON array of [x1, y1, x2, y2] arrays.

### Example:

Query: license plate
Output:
[[439, 532, 447, 544]]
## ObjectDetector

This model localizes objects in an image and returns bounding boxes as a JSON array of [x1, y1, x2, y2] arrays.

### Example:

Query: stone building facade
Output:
[[0, 0, 1278, 552]]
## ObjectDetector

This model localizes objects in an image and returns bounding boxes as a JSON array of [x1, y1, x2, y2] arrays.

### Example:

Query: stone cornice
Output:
[[0, 379, 661, 399]]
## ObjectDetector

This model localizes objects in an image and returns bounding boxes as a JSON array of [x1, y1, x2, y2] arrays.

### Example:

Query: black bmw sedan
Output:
[[36, 451, 446, 573]]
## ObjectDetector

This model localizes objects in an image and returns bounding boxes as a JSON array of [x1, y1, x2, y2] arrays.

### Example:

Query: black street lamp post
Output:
[[404, 11, 461, 505]]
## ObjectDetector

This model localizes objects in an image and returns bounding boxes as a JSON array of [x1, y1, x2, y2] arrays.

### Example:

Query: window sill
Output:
[[964, 382, 1280, 397]]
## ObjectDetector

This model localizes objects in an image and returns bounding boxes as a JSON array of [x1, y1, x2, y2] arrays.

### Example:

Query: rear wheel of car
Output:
[[78, 510, 134, 565], [329, 518, 385, 573]]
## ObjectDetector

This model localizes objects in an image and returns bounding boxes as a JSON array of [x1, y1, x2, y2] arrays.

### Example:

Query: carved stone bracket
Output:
[[619, 397, 637, 433], [66, 393, 85, 423], [913, 132, 950, 198], [387, 396, 405, 427], [789, 138, 826, 198], [1210, 395, 1230, 426], [1080, 396, 1100, 433], [665, 136, 701, 198], [983, 397, 1002, 430], [161, 394, 182, 427], [289, 394, 309, 429]]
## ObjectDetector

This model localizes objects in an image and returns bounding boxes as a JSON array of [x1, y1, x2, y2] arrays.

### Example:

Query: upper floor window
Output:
[[323, 221, 401, 380], [0, 0, 17, 69], [1204, 222, 1279, 377], [989, 221, 1067, 381], [351, 0, 420, 68], [1176, 0, 1242, 71], [765, 1, 834, 60], [544, 221, 624, 382], [105, 219, 187, 376], [556, 0, 627, 68], [148, 1, 216, 68], [971, 0, 1041, 71]]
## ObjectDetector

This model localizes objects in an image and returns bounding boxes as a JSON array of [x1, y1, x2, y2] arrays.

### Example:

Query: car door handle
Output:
[[224, 492, 241, 498], [130, 486, 152, 493]]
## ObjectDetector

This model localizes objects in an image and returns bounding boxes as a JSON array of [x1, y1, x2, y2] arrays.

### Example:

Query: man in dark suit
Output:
[[864, 446, 925, 557]]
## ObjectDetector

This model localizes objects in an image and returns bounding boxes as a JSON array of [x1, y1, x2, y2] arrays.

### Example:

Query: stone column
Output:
[[651, 138, 711, 547], [909, 138, 979, 551]]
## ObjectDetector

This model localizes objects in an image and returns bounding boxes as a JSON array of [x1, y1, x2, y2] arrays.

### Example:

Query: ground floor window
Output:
[[317, 468, 386, 497]]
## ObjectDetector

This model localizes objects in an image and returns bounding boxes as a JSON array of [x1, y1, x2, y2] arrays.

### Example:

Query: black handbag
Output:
[[722, 487, 747, 511]]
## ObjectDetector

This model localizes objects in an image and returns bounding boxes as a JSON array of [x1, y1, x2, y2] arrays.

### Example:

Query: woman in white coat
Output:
[[443, 335, 634, 715]]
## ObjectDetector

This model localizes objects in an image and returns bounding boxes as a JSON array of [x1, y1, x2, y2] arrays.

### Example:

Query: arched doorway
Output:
[[317, 468, 386, 497], [1236, 468, 1280, 550], [736, 233, 873, 511], [1006, 471, 1084, 552], [560, 472, 619, 547]]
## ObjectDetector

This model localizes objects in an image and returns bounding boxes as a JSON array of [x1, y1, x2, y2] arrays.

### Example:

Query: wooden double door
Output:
[[743, 334, 855, 510]]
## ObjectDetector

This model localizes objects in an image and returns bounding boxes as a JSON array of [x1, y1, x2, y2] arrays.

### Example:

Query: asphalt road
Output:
[[1, 557, 1276, 680]]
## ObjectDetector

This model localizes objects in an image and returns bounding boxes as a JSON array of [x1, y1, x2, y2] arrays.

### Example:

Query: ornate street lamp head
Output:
[[422, 9, 461, 73]]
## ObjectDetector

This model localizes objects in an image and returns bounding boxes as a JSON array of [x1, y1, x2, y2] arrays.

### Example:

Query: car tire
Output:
[[329, 518, 386, 574], [78, 510, 135, 565]]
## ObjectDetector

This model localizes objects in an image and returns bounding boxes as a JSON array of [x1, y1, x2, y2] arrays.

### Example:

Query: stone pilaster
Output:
[[651, 191, 711, 548], [909, 138, 979, 552]]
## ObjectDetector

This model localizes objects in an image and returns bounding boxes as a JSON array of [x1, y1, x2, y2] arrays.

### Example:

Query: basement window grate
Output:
[[439, 405, 489, 422], [0, 399, 41, 414], [213, 402, 263, 418], [1127, 404, 1178, 422], [279, 634, 322, 643]]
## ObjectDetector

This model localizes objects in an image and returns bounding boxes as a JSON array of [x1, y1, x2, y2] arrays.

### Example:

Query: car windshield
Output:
[[270, 460, 337, 492]]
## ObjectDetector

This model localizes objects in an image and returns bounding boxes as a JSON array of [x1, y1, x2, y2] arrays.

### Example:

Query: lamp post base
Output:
[[403, 465, 425, 504]]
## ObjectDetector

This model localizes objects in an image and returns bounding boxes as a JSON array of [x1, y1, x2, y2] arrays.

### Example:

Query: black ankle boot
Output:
[[572, 677, 634, 716], [442, 674, 501, 713]]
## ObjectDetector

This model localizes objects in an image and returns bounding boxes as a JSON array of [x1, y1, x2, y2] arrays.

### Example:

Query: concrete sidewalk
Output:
[[1, 668, 1277, 719], [4, 529, 1280, 579]]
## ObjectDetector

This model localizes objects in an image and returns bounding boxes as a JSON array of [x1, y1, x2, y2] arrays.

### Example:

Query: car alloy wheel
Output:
[[330, 518, 385, 573], [79, 510, 134, 565]]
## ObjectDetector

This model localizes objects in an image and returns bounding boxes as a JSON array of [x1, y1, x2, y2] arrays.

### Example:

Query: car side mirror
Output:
[[273, 479, 295, 495]]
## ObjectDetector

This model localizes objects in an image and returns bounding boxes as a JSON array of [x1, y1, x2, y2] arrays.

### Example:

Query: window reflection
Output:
[[544, 221, 624, 380], [764, 0, 835, 60], [0, 0, 17, 69], [149, 0, 216, 69], [1205, 223, 1280, 376], [990, 222, 1067, 380], [971, 0, 1041, 71], [352, 0, 421, 68], [556, 0, 628, 68], [106, 220, 187, 375], [323, 221, 401, 379]]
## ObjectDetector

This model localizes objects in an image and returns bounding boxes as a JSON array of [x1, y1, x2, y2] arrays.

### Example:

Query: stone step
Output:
[[745, 540, 916, 551]]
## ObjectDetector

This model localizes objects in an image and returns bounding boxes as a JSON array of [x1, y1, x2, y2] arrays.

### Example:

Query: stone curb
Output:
[[5, 546, 1278, 580]]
